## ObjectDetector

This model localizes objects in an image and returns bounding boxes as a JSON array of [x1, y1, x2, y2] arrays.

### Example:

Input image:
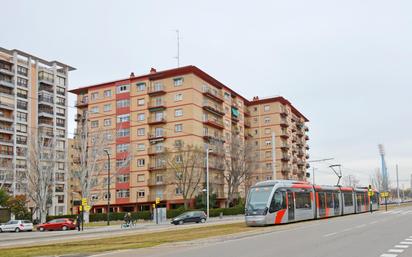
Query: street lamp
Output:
[[206, 148, 213, 219], [103, 149, 110, 226]]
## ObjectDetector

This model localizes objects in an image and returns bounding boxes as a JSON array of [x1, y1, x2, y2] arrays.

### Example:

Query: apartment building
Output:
[[69, 66, 309, 213], [0, 47, 74, 215]]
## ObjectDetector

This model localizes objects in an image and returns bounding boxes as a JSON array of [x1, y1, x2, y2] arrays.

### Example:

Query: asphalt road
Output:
[[0, 215, 243, 248], [96, 206, 412, 257]]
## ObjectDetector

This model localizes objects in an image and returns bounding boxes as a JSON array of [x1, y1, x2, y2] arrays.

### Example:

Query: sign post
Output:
[[81, 198, 87, 231], [368, 185, 373, 213], [381, 192, 389, 211], [155, 198, 160, 225]]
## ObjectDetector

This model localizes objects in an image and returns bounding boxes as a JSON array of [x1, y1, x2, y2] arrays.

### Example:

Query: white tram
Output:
[[245, 180, 379, 226]]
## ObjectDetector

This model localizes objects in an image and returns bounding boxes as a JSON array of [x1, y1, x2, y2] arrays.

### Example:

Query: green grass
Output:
[[0, 222, 256, 257]]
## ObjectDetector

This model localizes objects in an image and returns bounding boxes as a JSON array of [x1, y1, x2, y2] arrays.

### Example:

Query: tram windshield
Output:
[[246, 186, 273, 213]]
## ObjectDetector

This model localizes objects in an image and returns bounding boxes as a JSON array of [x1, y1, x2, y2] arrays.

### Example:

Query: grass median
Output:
[[1, 222, 256, 257]]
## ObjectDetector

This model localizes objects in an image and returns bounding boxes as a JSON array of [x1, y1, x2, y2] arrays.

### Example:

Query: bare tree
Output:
[[224, 133, 256, 207], [25, 132, 57, 223], [164, 144, 204, 209], [370, 168, 384, 191], [342, 175, 360, 188]]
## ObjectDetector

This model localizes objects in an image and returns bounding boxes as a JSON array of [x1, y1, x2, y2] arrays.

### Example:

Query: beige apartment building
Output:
[[0, 47, 74, 215], [69, 66, 309, 213]]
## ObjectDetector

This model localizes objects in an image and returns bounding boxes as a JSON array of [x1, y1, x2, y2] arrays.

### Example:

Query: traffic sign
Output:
[[79, 205, 83, 211], [156, 197, 160, 204], [82, 198, 87, 205], [368, 191, 374, 196], [84, 205, 91, 212], [381, 192, 389, 197]]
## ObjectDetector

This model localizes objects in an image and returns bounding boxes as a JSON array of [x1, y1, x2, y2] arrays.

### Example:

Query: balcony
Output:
[[244, 119, 251, 128], [75, 98, 88, 107], [280, 108, 288, 117], [0, 150, 13, 157], [306, 163, 310, 169], [280, 130, 289, 139], [304, 126, 309, 132], [297, 150, 304, 157], [306, 154, 310, 159], [0, 67, 14, 76], [305, 135, 309, 141], [16, 138, 27, 145], [148, 84, 166, 96], [305, 145, 310, 150], [38, 76, 54, 85], [148, 146, 165, 156], [0, 78, 14, 88], [203, 132, 225, 143], [297, 160, 305, 167], [38, 95, 54, 106], [244, 107, 251, 117], [280, 118, 289, 128], [202, 86, 223, 103], [281, 154, 291, 162], [148, 176, 167, 187], [38, 108, 54, 118], [296, 140, 304, 147], [148, 116, 167, 125], [203, 117, 224, 130], [0, 137, 13, 145], [0, 125, 14, 134], [0, 114, 13, 123], [39, 118, 53, 127], [39, 84, 53, 93], [148, 131, 166, 141], [281, 165, 291, 174], [0, 101, 14, 111], [280, 143, 290, 150], [148, 100, 166, 111], [202, 101, 224, 116], [148, 161, 167, 171]]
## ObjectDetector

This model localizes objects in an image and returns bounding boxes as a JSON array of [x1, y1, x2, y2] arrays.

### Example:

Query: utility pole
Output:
[[307, 158, 333, 184], [271, 132, 276, 179], [396, 164, 400, 205]]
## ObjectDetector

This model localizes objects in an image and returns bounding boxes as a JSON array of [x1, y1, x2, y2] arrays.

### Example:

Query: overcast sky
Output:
[[2, 0, 411, 187]]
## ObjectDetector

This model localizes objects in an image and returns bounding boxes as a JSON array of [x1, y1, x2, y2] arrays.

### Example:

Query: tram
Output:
[[245, 180, 379, 226]]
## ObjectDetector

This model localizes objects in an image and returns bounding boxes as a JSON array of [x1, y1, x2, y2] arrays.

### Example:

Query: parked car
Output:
[[171, 211, 207, 225], [37, 218, 76, 231], [0, 220, 33, 232]]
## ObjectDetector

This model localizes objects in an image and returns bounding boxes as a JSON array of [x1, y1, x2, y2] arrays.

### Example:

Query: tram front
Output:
[[245, 185, 274, 226]]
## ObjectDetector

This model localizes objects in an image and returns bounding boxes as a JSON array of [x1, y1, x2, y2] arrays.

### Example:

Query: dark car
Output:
[[37, 218, 76, 231], [171, 211, 207, 225]]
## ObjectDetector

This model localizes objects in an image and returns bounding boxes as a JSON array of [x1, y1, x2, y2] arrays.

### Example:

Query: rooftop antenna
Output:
[[329, 164, 342, 186], [175, 29, 180, 67]]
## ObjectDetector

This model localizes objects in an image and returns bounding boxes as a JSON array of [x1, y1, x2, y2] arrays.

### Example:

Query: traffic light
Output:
[[152, 203, 156, 209], [368, 185, 372, 191]]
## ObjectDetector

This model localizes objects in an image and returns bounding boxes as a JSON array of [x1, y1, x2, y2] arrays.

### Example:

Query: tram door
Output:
[[287, 191, 295, 221]]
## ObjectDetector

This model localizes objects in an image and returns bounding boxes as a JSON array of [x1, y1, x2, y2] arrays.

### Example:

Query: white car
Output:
[[0, 220, 33, 232]]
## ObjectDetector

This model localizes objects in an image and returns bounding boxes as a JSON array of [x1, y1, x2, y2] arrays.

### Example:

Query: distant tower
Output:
[[378, 144, 389, 192]]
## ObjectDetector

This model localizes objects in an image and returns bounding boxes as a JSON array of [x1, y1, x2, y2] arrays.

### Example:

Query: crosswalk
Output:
[[379, 210, 412, 215]]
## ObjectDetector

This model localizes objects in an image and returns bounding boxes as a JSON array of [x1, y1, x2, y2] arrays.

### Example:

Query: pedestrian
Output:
[[76, 215, 81, 231]]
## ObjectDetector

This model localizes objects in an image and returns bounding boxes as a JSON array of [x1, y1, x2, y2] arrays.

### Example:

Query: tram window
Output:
[[326, 192, 333, 208], [295, 192, 311, 209], [269, 191, 285, 213], [333, 193, 340, 209], [344, 193, 353, 206], [318, 193, 325, 209]]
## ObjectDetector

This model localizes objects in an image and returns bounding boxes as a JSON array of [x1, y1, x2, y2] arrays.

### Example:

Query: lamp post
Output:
[[103, 149, 110, 226], [206, 148, 213, 219]]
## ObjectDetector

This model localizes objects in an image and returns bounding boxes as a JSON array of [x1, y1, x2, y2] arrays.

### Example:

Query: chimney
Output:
[[252, 96, 259, 101], [130, 72, 135, 78], [150, 68, 157, 74]]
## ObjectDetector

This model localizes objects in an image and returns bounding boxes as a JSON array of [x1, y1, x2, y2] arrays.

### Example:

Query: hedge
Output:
[[47, 206, 244, 222]]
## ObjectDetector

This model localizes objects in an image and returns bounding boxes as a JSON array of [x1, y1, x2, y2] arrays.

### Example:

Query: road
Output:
[[96, 206, 412, 257], [0, 215, 243, 248]]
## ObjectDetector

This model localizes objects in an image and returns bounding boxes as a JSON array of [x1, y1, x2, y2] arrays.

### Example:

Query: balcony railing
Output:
[[0, 150, 13, 156], [203, 132, 225, 142], [0, 125, 14, 133], [0, 101, 14, 110], [39, 85, 53, 93], [202, 101, 224, 116], [202, 86, 223, 102], [148, 146, 165, 155], [148, 100, 166, 109], [280, 118, 289, 127], [281, 154, 291, 161], [0, 67, 14, 76], [148, 131, 166, 140], [38, 96, 54, 104], [0, 138, 13, 144], [148, 84, 166, 95], [148, 161, 166, 171], [203, 117, 224, 129], [0, 79, 14, 88], [148, 116, 167, 125]]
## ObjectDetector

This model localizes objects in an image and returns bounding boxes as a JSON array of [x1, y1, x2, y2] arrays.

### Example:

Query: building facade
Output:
[[69, 66, 309, 213], [0, 47, 74, 215]]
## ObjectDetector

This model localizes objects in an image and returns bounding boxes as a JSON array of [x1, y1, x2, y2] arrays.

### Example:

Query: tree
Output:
[[224, 133, 256, 207], [0, 188, 10, 207], [25, 132, 57, 223], [6, 195, 31, 220], [370, 168, 384, 191], [342, 175, 360, 188], [164, 144, 204, 209]]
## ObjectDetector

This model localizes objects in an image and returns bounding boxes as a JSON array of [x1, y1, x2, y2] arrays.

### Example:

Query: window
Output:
[[137, 159, 145, 167], [175, 187, 183, 195], [265, 151, 271, 158], [265, 163, 272, 170], [16, 112, 27, 122], [344, 193, 353, 206], [117, 99, 130, 108], [56, 107, 65, 117], [91, 92, 99, 100], [56, 87, 65, 96], [137, 174, 145, 182], [269, 191, 286, 213], [265, 128, 271, 135], [104, 118, 112, 127], [117, 114, 130, 123], [104, 90, 112, 98], [174, 93, 183, 102], [116, 189, 130, 198], [17, 89, 28, 99], [175, 124, 182, 132], [116, 84, 130, 93], [137, 113, 145, 121], [16, 124, 27, 133], [173, 77, 183, 86], [137, 143, 145, 151], [56, 118, 65, 127], [264, 105, 270, 112], [264, 117, 270, 124], [116, 174, 129, 183], [117, 128, 130, 137], [175, 155, 183, 163], [91, 120, 99, 128], [137, 98, 145, 106], [175, 109, 183, 117], [90, 106, 99, 114], [56, 97, 65, 106], [138, 191, 145, 197], [17, 100, 28, 110], [91, 194, 98, 201], [224, 92, 230, 99], [17, 66, 28, 76], [174, 140, 183, 148], [116, 158, 128, 168], [295, 192, 312, 209], [117, 144, 129, 153], [136, 82, 146, 91], [17, 77, 28, 87], [104, 104, 112, 112], [57, 162, 65, 170], [265, 140, 271, 146], [137, 128, 145, 136], [56, 76, 65, 86], [326, 192, 333, 208], [104, 132, 113, 141]]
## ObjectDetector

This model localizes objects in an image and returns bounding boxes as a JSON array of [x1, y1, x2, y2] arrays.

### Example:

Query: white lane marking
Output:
[[400, 241, 412, 245], [324, 232, 337, 237], [388, 249, 404, 253], [356, 224, 366, 228], [342, 227, 354, 232], [88, 250, 130, 257], [394, 245, 409, 248], [369, 221, 378, 224], [405, 238, 412, 241], [380, 254, 398, 257]]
